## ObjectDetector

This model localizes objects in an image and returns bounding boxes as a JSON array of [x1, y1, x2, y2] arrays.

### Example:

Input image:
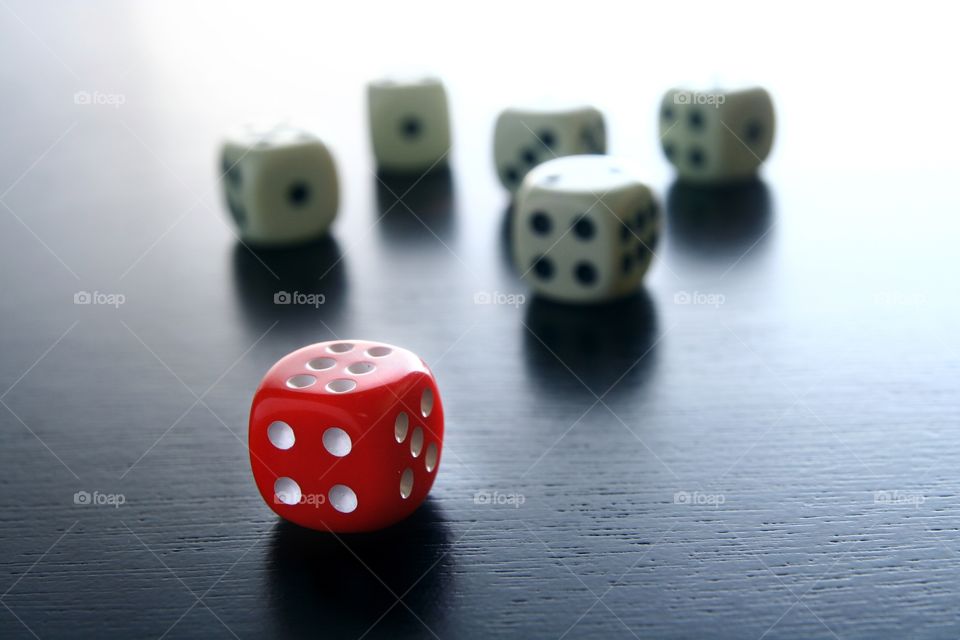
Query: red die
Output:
[[248, 340, 443, 533]]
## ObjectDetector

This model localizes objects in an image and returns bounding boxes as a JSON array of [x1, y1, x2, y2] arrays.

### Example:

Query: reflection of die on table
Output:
[[219, 123, 339, 246], [666, 178, 773, 259], [512, 155, 660, 304], [249, 340, 443, 533]]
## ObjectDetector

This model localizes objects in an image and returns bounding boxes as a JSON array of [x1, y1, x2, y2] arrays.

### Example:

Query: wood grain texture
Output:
[[2, 3, 960, 639]]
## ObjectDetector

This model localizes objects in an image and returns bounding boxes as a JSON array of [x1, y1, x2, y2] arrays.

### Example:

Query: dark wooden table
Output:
[[2, 3, 958, 638]]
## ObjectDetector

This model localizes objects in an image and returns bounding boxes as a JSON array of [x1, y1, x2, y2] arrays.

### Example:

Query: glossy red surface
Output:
[[249, 340, 444, 532]]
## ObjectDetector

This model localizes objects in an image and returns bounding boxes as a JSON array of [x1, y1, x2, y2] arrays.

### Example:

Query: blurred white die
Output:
[[512, 155, 660, 304], [220, 125, 339, 246], [659, 87, 775, 183], [367, 76, 451, 173], [494, 103, 606, 192]]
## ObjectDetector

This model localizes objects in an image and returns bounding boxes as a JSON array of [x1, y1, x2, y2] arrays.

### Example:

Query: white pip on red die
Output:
[[659, 87, 775, 183], [367, 75, 451, 173], [512, 155, 660, 304], [220, 124, 339, 246], [248, 340, 443, 533], [494, 102, 606, 192]]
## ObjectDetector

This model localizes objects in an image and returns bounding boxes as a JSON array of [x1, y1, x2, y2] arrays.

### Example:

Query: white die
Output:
[[659, 87, 775, 183], [220, 125, 339, 246], [367, 76, 451, 173], [512, 155, 660, 304], [494, 103, 606, 192]]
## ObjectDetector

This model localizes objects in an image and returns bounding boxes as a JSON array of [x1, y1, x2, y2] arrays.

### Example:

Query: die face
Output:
[[494, 105, 606, 191], [721, 89, 775, 172], [512, 155, 659, 304], [623, 193, 661, 287], [249, 340, 443, 533], [220, 126, 339, 246], [367, 77, 451, 172], [659, 88, 775, 183]]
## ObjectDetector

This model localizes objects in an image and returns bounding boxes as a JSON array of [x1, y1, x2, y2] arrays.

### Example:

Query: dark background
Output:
[[1, 2, 959, 638]]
